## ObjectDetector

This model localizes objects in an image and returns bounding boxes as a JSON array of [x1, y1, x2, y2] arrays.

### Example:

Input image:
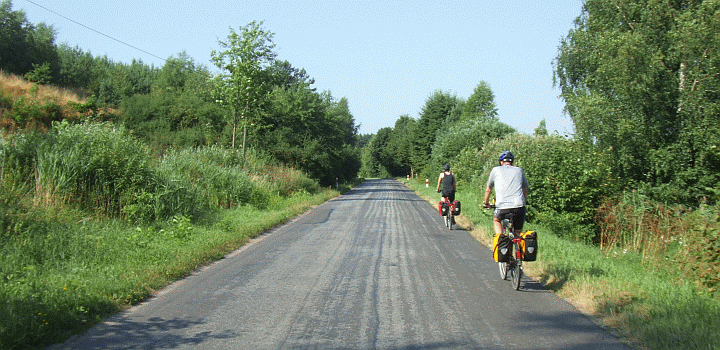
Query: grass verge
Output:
[[0, 186, 352, 349], [403, 177, 720, 350]]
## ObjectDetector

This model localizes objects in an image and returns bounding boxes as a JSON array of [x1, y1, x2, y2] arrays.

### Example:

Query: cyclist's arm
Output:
[[483, 185, 493, 206], [436, 173, 443, 192], [523, 186, 528, 205]]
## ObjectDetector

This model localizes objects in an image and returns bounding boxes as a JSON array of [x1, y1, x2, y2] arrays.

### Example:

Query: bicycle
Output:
[[443, 197, 455, 230], [486, 205, 523, 290], [437, 191, 456, 230]]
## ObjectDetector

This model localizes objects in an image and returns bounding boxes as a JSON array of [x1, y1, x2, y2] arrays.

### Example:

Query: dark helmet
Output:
[[443, 164, 450, 171], [499, 151, 514, 162]]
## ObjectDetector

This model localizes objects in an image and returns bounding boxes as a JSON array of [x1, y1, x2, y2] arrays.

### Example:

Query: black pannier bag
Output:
[[452, 200, 461, 215], [438, 201, 449, 216], [521, 230, 538, 261], [493, 233, 512, 262]]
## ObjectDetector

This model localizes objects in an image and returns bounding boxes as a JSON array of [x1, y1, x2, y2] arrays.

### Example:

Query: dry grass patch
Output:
[[0, 70, 83, 104], [0, 71, 115, 132]]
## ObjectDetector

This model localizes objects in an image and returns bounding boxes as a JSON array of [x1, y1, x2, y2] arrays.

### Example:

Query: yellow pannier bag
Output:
[[492, 233, 511, 262]]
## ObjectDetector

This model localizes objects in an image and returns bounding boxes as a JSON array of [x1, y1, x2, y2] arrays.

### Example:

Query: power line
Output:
[[23, 0, 166, 63]]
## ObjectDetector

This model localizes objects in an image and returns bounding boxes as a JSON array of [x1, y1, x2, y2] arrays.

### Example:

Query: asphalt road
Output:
[[51, 179, 631, 350]]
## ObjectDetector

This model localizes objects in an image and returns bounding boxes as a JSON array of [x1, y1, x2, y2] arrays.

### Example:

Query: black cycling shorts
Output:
[[442, 191, 455, 202], [495, 206, 526, 232]]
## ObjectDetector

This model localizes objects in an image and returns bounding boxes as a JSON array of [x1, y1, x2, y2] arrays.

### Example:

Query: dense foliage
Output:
[[0, 1, 361, 186], [554, 0, 720, 205]]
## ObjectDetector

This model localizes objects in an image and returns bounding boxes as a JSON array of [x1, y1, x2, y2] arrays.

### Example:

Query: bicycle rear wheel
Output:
[[511, 258, 522, 290], [498, 262, 507, 280], [448, 212, 453, 230]]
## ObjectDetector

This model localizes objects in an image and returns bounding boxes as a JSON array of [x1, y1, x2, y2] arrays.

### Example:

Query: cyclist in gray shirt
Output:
[[483, 151, 529, 236]]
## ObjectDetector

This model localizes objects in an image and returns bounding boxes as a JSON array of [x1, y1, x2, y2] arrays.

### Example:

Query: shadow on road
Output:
[[50, 316, 236, 350], [519, 278, 553, 293]]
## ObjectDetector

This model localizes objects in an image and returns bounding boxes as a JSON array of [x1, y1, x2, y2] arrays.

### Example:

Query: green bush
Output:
[[455, 133, 616, 242], [35, 121, 157, 216], [242, 148, 320, 197], [426, 118, 515, 177], [158, 146, 257, 209], [4, 93, 66, 130], [0, 90, 14, 112], [120, 90, 224, 151], [24, 63, 53, 85]]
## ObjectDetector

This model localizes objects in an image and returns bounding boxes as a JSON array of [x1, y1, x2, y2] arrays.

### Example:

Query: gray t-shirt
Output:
[[486, 165, 528, 209]]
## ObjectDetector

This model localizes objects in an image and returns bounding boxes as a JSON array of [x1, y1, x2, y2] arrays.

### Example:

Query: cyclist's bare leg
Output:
[[492, 215, 502, 235]]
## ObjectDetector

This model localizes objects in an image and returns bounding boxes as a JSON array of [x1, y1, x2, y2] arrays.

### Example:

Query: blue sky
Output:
[[17, 0, 584, 136]]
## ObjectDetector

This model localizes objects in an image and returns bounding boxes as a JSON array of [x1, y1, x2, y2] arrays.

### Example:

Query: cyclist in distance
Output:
[[436, 163, 456, 203], [483, 151, 529, 236]]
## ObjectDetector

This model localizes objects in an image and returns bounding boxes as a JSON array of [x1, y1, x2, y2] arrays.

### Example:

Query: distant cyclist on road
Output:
[[483, 151, 528, 236], [436, 164, 456, 203]]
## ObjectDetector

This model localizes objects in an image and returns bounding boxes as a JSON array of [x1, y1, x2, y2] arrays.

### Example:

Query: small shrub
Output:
[[158, 146, 255, 209], [24, 63, 53, 85]]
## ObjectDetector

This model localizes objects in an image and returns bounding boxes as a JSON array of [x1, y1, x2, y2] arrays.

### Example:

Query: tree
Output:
[[327, 97, 358, 146], [57, 44, 94, 89], [385, 115, 417, 176], [359, 130, 392, 178], [411, 90, 460, 177], [0, 0, 58, 77], [154, 51, 199, 92], [260, 84, 360, 185], [263, 60, 315, 91], [534, 119, 548, 137], [211, 21, 276, 155], [428, 117, 516, 179], [554, 0, 677, 179], [669, 1, 720, 203], [462, 81, 498, 121], [553, 0, 720, 204]]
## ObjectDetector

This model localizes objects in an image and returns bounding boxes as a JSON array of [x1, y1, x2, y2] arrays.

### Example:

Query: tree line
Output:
[[0, 0, 360, 186], [360, 0, 719, 247]]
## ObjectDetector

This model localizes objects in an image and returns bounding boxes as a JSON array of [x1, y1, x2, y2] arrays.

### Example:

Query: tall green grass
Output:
[[597, 191, 720, 298], [0, 121, 344, 349], [34, 121, 156, 214], [2, 122, 322, 224], [404, 177, 720, 350], [158, 146, 257, 210], [0, 192, 338, 349]]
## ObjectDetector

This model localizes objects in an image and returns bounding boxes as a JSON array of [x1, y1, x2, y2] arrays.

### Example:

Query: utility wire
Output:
[[23, 0, 166, 63]]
